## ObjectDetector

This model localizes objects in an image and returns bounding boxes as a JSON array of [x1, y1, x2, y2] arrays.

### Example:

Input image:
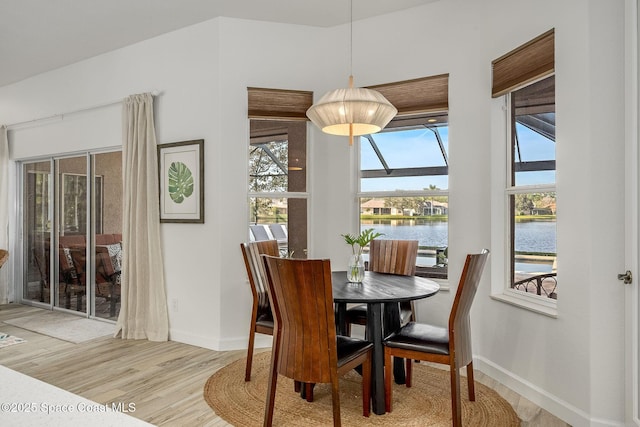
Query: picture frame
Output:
[[157, 139, 204, 223]]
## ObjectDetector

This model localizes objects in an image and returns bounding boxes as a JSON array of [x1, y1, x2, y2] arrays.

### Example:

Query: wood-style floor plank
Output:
[[0, 304, 568, 426], [0, 304, 238, 426]]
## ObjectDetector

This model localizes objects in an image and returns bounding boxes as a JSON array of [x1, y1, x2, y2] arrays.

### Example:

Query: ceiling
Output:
[[0, 0, 440, 88]]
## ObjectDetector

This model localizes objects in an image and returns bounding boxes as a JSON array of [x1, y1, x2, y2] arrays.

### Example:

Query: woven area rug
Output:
[[204, 351, 520, 426], [0, 333, 26, 348], [3, 311, 114, 344]]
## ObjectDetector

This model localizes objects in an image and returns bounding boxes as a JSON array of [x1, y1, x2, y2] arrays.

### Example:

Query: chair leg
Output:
[[450, 365, 462, 427], [330, 377, 342, 427], [384, 350, 393, 413], [263, 346, 280, 427], [245, 327, 256, 381], [466, 362, 475, 401], [362, 356, 371, 417], [305, 383, 314, 402], [405, 358, 413, 388]]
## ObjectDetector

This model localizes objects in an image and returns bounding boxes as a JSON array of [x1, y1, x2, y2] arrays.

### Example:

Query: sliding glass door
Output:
[[23, 161, 53, 306], [21, 151, 122, 319], [56, 156, 89, 312], [91, 151, 122, 319]]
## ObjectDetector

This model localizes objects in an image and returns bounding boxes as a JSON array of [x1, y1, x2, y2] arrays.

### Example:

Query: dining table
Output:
[[332, 270, 440, 415]]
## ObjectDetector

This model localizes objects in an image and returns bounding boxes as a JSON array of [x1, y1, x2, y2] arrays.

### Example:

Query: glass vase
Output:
[[347, 254, 365, 283]]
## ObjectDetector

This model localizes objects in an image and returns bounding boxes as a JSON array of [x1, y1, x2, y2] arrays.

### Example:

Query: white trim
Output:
[[357, 189, 449, 199], [169, 327, 273, 352], [625, 0, 640, 425], [475, 356, 624, 427], [247, 191, 309, 198], [490, 292, 557, 318], [505, 184, 556, 194], [500, 86, 557, 314]]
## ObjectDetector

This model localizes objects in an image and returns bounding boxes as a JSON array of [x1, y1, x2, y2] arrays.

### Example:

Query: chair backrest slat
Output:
[[240, 241, 280, 316], [0, 250, 8, 269], [449, 249, 490, 366], [263, 256, 337, 384], [369, 239, 418, 276]]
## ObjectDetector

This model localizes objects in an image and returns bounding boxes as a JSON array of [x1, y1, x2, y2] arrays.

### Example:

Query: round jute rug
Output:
[[203, 351, 520, 426]]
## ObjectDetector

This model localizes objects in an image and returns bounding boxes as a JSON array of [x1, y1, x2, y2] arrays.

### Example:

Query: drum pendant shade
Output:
[[306, 76, 397, 145], [305, 0, 397, 145], [307, 83, 397, 136]]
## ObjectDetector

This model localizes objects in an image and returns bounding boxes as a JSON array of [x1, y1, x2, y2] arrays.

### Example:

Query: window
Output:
[[248, 119, 308, 257], [491, 29, 557, 306], [507, 76, 557, 299], [359, 113, 449, 279], [247, 87, 311, 258]]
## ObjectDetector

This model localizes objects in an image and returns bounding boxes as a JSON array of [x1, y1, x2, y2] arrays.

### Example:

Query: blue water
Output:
[[362, 219, 556, 253], [362, 219, 556, 272], [514, 220, 556, 253], [362, 219, 449, 248]]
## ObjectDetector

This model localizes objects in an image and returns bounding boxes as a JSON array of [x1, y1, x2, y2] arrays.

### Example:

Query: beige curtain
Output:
[[115, 93, 169, 341], [0, 126, 9, 304]]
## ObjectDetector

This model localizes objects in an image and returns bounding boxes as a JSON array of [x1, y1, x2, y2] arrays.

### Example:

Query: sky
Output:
[[360, 122, 555, 192]]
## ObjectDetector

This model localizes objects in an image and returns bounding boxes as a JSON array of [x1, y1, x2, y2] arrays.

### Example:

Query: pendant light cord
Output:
[[348, 0, 354, 145], [350, 0, 353, 80]]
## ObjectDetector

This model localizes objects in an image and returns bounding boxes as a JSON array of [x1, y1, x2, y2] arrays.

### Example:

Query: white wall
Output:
[[1, 19, 225, 347], [0, 0, 628, 425]]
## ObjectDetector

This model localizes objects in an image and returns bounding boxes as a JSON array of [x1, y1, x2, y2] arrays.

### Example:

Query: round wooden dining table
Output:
[[332, 270, 440, 415]]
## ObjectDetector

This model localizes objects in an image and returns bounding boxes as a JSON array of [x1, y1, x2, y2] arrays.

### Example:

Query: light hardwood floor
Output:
[[0, 304, 569, 426]]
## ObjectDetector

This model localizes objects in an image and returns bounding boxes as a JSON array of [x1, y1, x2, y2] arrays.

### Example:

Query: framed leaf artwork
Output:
[[157, 139, 204, 223]]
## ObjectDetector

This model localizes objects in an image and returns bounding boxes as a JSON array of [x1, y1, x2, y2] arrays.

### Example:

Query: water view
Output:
[[362, 219, 556, 273]]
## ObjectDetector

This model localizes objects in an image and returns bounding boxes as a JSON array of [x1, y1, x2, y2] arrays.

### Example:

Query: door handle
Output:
[[618, 270, 632, 284]]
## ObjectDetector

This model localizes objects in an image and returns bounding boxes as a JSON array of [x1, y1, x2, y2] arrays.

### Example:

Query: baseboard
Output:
[[168, 328, 273, 352], [168, 328, 219, 350], [474, 356, 624, 427]]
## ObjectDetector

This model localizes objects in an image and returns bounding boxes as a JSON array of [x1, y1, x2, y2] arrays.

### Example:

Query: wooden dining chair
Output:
[[65, 247, 92, 311], [383, 249, 490, 427], [240, 240, 280, 382], [0, 250, 8, 269], [345, 239, 419, 334], [262, 255, 373, 427]]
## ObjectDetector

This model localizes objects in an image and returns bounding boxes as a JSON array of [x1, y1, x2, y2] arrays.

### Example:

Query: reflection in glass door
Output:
[[92, 152, 122, 319], [23, 161, 52, 305], [55, 156, 88, 312]]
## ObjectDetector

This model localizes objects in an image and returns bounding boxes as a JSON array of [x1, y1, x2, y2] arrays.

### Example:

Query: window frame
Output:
[[356, 114, 451, 286], [489, 29, 557, 316], [246, 87, 313, 258], [491, 87, 558, 317], [247, 119, 310, 258]]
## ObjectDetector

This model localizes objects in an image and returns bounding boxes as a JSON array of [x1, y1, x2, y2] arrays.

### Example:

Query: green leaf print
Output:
[[168, 161, 194, 204]]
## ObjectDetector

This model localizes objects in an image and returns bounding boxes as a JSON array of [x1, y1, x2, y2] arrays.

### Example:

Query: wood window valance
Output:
[[491, 29, 555, 98], [367, 74, 449, 116], [247, 87, 314, 120]]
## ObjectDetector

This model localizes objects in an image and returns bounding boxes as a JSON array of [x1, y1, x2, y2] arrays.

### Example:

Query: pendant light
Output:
[[306, 0, 397, 145]]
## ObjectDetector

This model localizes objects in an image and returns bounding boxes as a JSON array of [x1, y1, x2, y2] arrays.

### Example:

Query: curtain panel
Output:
[[116, 93, 169, 341], [0, 126, 9, 303]]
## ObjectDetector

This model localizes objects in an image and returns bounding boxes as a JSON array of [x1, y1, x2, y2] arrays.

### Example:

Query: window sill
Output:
[[490, 291, 557, 318]]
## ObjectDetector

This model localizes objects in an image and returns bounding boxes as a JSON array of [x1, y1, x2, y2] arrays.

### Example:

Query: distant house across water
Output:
[[360, 198, 448, 216], [360, 199, 402, 216]]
